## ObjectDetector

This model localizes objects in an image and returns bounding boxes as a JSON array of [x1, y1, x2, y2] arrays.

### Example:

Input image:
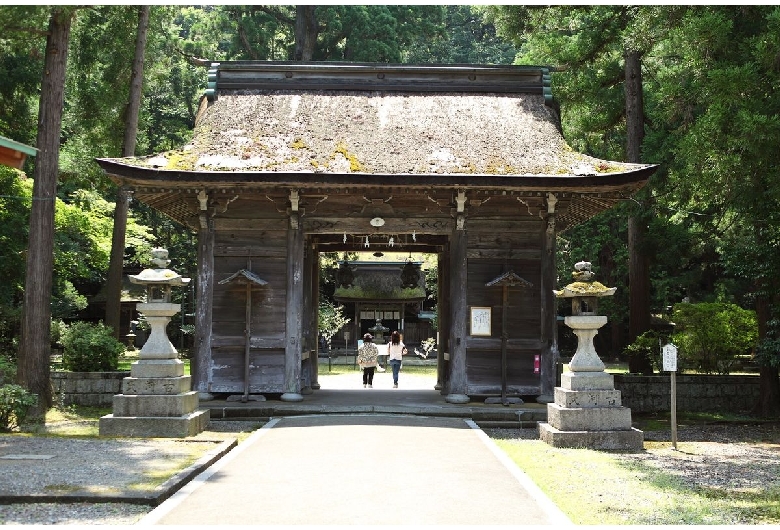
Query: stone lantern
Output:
[[99, 248, 210, 438], [538, 261, 643, 451], [129, 248, 190, 361], [368, 319, 389, 345]]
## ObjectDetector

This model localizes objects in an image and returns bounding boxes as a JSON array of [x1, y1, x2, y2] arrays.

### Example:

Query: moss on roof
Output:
[[124, 90, 644, 177]]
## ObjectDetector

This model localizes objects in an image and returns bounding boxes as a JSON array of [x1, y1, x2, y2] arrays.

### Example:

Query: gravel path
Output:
[[0, 421, 253, 526], [2, 421, 779, 525]]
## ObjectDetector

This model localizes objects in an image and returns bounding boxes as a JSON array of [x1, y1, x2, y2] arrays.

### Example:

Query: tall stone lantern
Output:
[[538, 261, 643, 451], [99, 248, 210, 438]]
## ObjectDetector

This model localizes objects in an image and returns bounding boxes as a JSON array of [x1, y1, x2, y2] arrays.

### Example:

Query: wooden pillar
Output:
[[309, 246, 321, 390], [282, 210, 304, 401], [539, 192, 559, 403], [354, 302, 361, 348], [192, 215, 214, 399], [446, 214, 470, 404], [436, 246, 448, 391]]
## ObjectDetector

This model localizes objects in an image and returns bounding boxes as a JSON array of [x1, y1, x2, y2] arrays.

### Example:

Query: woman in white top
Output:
[[386, 330, 407, 388]]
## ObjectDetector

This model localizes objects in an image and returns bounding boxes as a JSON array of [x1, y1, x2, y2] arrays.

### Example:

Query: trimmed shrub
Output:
[[671, 302, 758, 375], [0, 384, 37, 431], [61, 321, 125, 372], [624, 330, 663, 373]]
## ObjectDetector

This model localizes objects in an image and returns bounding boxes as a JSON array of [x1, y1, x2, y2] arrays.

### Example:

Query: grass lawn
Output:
[[494, 424, 780, 525]]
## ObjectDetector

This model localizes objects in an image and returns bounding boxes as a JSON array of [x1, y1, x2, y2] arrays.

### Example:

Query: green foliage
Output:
[[0, 354, 15, 385], [212, 5, 447, 63], [623, 330, 663, 373], [318, 299, 351, 347], [0, 383, 37, 432], [0, 306, 21, 361], [416, 5, 517, 64], [60, 321, 125, 372], [671, 302, 758, 375], [0, 7, 50, 158], [556, 207, 629, 326], [319, 5, 445, 62], [50, 319, 68, 347], [50, 281, 87, 321], [488, 6, 780, 372], [0, 167, 30, 354]]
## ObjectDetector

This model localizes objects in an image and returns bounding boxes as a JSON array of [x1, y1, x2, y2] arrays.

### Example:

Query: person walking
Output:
[[387, 330, 407, 388], [357, 333, 379, 388]]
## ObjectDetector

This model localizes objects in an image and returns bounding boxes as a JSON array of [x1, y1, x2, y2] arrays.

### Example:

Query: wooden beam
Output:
[[215, 218, 287, 231], [304, 217, 453, 234]]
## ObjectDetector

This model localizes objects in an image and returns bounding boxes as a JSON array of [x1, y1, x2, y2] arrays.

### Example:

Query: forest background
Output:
[[1, 5, 779, 418]]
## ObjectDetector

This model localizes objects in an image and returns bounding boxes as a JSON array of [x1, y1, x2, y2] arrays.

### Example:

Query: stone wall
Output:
[[51, 371, 129, 407], [614, 374, 761, 414]]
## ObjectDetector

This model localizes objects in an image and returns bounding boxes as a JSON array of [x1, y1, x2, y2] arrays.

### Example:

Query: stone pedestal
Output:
[[100, 303, 209, 438], [539, 315, 643, 451]]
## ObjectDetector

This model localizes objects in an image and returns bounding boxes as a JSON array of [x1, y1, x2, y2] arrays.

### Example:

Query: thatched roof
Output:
[[95, 62, 656, 232], [128, 89, 640, 178], [99, 62, 653, 181]]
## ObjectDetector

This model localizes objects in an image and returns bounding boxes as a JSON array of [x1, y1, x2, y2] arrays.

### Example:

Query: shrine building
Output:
[[97, 61, 657, 404]]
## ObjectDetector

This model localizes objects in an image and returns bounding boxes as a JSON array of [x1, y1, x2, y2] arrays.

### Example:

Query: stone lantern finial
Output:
[[553, 261, 616, 316], [129, 247, 190, 304]]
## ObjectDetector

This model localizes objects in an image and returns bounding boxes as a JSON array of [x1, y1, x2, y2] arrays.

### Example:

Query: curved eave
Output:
[[96, 158, 656, 194]]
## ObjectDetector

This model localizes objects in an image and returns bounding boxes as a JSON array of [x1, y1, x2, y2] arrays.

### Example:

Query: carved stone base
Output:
[[99, 359, 208, 439], [538, 422, 644, 451], [99, 409, 210, 438]]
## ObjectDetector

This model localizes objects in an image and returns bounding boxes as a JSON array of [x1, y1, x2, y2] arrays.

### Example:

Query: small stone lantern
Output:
[[99, 248, 209, 438], [128, 248, 190, 360], [368, 319, 389, 344]]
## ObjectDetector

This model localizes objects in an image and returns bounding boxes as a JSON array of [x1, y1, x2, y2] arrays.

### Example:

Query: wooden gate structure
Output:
[[97, 62, 657, 404]]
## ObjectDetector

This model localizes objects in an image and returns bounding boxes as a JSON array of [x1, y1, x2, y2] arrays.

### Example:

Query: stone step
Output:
[[474, 420, 541, 430]]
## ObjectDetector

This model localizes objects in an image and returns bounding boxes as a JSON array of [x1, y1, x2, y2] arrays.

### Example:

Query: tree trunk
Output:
[[123, 6, 148, 157], [625, 50, 644, 164], [294, 6, 317, 61], [754, 365, 780, 418], [752, 256, 780, 417], [105, 5, 149, 339], [17, 9, 73, 415], [624, 49, 653, 375]]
